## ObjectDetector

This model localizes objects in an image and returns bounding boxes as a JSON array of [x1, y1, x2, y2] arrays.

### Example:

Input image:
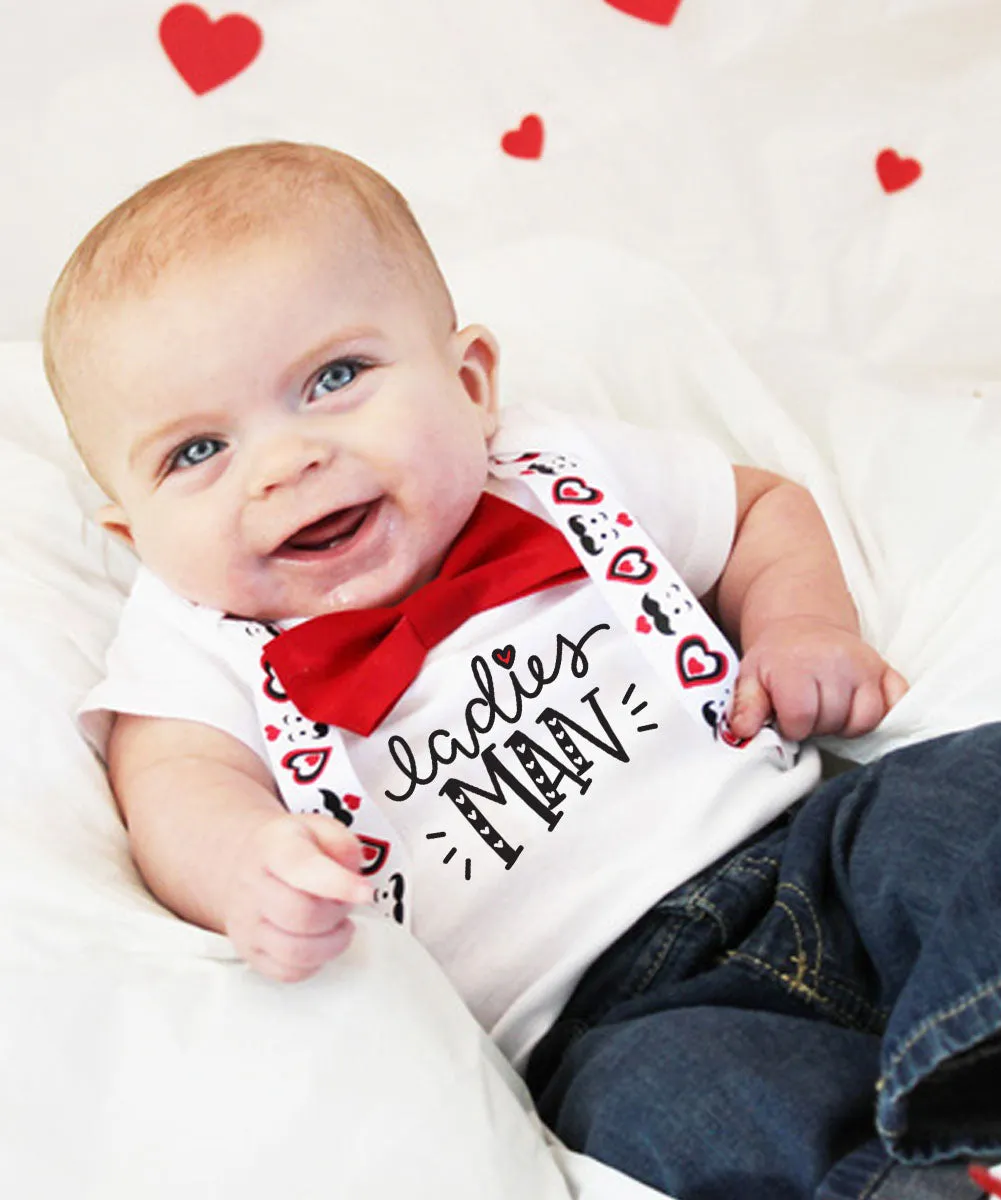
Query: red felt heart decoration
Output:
[[501, 115, 544, 160], [876, 149, 922, 194], [603, 0, 682, 26], [159, 4, 262, 96]]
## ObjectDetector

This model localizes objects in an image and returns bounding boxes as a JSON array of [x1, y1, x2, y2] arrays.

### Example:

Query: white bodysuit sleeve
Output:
[[78, 567, 267, 765]]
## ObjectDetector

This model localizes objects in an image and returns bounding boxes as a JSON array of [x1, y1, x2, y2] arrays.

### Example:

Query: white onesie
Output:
[[81, 405, 821, 1069]]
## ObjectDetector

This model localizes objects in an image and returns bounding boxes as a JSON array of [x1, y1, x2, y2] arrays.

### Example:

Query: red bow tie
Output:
[[263, 492, 585, 736]]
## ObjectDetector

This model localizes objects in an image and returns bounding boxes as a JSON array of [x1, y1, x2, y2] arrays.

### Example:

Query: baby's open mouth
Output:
[[280, 502, 373, 554]]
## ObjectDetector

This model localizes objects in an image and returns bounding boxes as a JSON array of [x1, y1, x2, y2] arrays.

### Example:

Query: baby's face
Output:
[[70, 215, 499, 620]]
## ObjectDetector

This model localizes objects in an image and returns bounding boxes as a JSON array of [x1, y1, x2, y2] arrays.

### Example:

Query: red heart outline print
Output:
[[358, 836, 390, 877], [876, 149, 922, 194], [261, 658, 287, 701], [159, 5, 263, 95], [281, 746, 331, 784], [553, 476, 604, 505], [607, 546, 657, 585], [603, 0, 683, 26], [501, 115, 544, 160], [676, 635, 729, 688]]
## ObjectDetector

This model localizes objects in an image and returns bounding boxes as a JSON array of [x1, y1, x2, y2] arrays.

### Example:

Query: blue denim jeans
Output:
[[526, 724, 1001, 1200]]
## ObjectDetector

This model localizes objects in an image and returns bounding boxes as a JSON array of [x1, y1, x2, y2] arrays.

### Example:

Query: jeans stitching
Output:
[[633, 924, 684, 996], [633, 849, 783, 997], [727, 861, 778, 887], [685, 895, 729, 942], [857, 1155, 891, 1200], [724, 949, 885, 1031], [876, 972, 1001, 1126], [774, 898, 812, 988], [777, 881, 824, 989]]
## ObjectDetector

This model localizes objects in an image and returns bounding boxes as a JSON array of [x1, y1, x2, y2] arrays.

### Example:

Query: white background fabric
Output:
[[2, 1, 1001, 1196]]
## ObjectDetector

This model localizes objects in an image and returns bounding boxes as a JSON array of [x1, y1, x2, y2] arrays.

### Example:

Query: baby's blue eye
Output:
[[310, 359, 362, 401], [171, 437, 224, 471]]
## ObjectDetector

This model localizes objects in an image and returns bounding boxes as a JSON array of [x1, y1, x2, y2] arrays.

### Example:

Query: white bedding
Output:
[[2, 1, 1001, 1196]]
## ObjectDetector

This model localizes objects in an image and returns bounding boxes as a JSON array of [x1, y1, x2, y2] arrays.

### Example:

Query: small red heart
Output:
[[501, 115, 544, 160], [492, 645, 516, 668], [159, 4, 262, 96], [344, 794, 362, 811], [876, 149, 922, 194], [636, 616, 652, 634], [264, 725, 279, 742], [617, 512, 633, 526], [603, 0, 683, 26]]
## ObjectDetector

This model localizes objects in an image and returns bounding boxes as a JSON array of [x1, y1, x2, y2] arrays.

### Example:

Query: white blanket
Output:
[[3, 1, 1001, 1195]]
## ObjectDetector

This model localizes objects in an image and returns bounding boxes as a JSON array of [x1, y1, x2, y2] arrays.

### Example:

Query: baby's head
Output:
[[44, 141, 499, 620]]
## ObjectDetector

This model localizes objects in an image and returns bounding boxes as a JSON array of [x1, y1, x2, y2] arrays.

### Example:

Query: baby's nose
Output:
[[249, 432, 334, 497]]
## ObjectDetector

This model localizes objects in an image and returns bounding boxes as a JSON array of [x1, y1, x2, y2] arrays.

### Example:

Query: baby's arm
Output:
[[107, 714, 372, 981], [713, 466, 908, 742]]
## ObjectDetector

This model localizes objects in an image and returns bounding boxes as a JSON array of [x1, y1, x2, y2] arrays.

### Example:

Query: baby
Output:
[[45, 142, 1001, 1200]]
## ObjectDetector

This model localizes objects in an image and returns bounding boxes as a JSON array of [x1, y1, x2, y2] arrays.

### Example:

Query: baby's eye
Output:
[[169, 437, 225, 472], [309, 358, 366, 401]]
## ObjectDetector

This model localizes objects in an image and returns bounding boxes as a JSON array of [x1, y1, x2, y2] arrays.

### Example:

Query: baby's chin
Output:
[[225, 567, 436, 623]]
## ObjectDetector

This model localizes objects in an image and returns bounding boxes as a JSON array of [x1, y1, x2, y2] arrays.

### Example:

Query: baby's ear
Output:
[[454, 324, 500, 436], [96, 503, 135, 549]]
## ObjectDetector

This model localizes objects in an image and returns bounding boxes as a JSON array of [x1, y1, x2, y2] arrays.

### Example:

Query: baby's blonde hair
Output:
[[43, 140, 456, 414]]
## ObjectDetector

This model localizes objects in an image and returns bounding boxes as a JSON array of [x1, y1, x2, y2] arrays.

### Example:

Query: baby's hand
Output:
[[223, 814, 372, 983], [729, 616, 908, 742]]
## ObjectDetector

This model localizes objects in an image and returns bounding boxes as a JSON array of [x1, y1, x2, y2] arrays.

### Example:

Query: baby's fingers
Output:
[[840, 679, 890, 738], [728, 673, 774, 740], [250, 918, 355, 984], [839, 667, 909, 738], [267, 818, 371, 906], [882, 667, 909, 709]]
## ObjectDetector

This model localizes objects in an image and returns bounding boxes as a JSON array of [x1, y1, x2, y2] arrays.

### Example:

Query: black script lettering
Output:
[[384, 623, 611, 802]]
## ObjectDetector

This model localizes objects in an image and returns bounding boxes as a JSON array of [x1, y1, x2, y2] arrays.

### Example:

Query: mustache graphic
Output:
[[641, 592, 676, 636]]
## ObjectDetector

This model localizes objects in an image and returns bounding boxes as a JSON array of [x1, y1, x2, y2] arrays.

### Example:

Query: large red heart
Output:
[[552, 476, 603, 505], [875, 149, 922, 194], [603, 0, 683, 25], [607, 546, 657, 585], [676, 635, 728, 688], [501, 115, 544, 160], [281, 746, 330, 784], [159, 5, 263, 96]]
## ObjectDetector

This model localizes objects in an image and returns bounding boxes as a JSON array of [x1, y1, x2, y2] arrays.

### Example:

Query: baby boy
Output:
[[46, 142, 1001, 1199]]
